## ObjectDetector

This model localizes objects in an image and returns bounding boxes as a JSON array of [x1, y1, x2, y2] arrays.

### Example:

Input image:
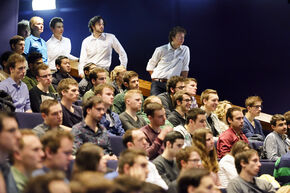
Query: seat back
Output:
[[15, 112, 44, 129], [258, 160, 275, 176], [109, 135, 126, 156]]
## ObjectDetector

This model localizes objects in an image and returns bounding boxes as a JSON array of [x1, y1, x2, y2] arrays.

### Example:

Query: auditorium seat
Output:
[[220, 189, 227, 193], [107, 160, 118, 171], [258, 159, 275, 176], [109, 135, 126, 156], [249, 140, 264, 150], [15, 112, 43, 129]]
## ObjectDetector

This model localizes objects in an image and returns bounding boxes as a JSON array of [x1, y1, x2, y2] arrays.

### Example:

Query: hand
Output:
[[158, 126, 173, 140]]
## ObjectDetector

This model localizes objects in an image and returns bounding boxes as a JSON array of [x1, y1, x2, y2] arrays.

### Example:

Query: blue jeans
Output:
[[150, 81, 166, 96]]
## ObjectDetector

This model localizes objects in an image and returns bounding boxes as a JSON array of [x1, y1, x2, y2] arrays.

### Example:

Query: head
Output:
[[0, 51, 13, 71], [176, 146, 202, 170], [55, 55, 71, 73], [124, 90, 142, 112], [214, 100, 232, 121], [123, 71, 139, 90], [27, 52, 43, 73], [49, 17, 64, 37], [144, 103, 166, 127], [235, 149, 261, 177], [284, 111, 290, 137], [7, 53, 26, 80], [168, 26, 186, 48], [123, 128, 148, 150], [29, 16, 44, 35], [41, 130, 74, 171], [94, 83, 115, 107], [163, 131, 184, 157], [184, 78, 197, 96], [113, 175, 143, 193], [57, 78, 79, 101], [83, 96, 105, 121], [173, 91, 192, 113], [35, 63, 53, 88], [88, 16, 105, 34], [143, 96, 162, 109], [0, 112, 21, 154], [166, 76, 185, 94], [13, 130, 44, 172], [178, 168, 215, 193], [245, 96, 263, 117], [226, 107, 244, 130], [141, 182, 167, 193], [89, 67, 107, 86], [9, 35, 25, 54], [17, 19, 30, 39], [118, 149, 149, 181], [40, 99, 63, 128], [201, 89, 219, 113], [230, 140, 251, 157], [110, 65, 126, 82], [83, 63, 97, 78], [270, 114, 287, 135], [186, 108, 207, 134]]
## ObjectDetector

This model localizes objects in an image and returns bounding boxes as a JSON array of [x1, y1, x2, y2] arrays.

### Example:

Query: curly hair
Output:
[[214, 100, 232, 121]]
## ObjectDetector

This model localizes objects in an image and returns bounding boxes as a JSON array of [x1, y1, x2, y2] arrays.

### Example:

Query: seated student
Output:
[[184, 77, 198, 109], [32, 130, 74, 178], [174, 108, 207, 147], [192, 128, 221, 186], [0, 53, 32, 112], [158, 76, 185, 117], [78, 62, 96, 97], [119, 90, 147, 131], [153, 131, 184, 185], [52, 55, 74, 90], [29, 64, 57, 112], [243, 96, 265, 140], [95, 83, 124, 136], [217, 107, 249, 159], [72, 96, 113, 155], [274, 151, 290, 186], [11, 130, 44, 192], [82, 67, 107, 102], [140, 103, 173, 160], [9, 35, 25, 55], [218, 141, 250, 188], [227, 149, 276, 193], [141, 96, 174, 129], [33, 99, 70, 138], [178, 168, 216, 193], [284, 111, 290, 139], [57, 78, 82, 128], [200, 89, 222, 138], [113, 71, 143, 114], [0, 51, 13, 82], [168, 91, 192, 127], [110, 65, 126, 96], [214, 100, 232, 133], [263, 114, 290, 161]]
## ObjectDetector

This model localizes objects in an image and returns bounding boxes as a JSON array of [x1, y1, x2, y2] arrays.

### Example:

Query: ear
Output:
[[240, 160, 246, 168], [180, 160, 187, 169], [91, 78, 96, 85], [9, 67, 14, 74], [123, 163, 130, 175], [123, 82, 129, 88], [13, 150, 22, 161], [176, 99, 182, 106], [41, 112, 47, 120], [187, 185, 195, 193], [166, 141, 171, 148], [170, 87, 175, 94], [227, 117, 232, 125], [61, 90, 66, 97], [56, 65, 61, 70], [148, 115, 153, 122], [271, 124, 276, 130], [246, 106, 251, 111], [127, 142, 134, 149], [202, 98, 207, 105], [44, 147, 53, 159], [11, 44, 15, 50], [36, 76, 41, 82]]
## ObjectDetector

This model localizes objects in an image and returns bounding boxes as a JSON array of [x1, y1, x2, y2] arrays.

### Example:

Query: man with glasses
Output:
[[29, 64, 57, 112], [0, 53, 32, 112], [168, 91, 192, 127]]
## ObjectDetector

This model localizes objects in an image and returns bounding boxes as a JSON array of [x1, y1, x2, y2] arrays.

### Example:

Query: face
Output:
[[44, 104, 63, 128], [49, 137, 73, 171], [127, 93, 142, 111], [170, 139, 184, 156], [188, 114, 207, 134], [117, 70, 126, 82], [203, 94, 219, 112], [52, 22, 64, 37], [100, 87, 114, 106], [131, 130, 148, 150], [205, 133, 214, 152], [242, 153, 261, 177], [228, 110, 244, 130], [131, 155, 149, 181], [185, 151, 202, 169], [150, 109, 166, 127], [32, 58, 43, 71], [128, 76, 139, 90], [18, 135, 44, 171], [172, 32, 185, 47], [179, 94, 192, 113], [37, 68, 52, 87], [59, 58, 71, 73], [48, 180, 71, 193], [13, 40, 25, 54], [185, 81, 197, 96], [273, 120, 287, 135], [93, 19, 104, 34], [0, 117, 21, 153], [248, 101, 262, 117], [192, 176, 215, 193], [95, 72, 107, 85], [174, 81, 185, 93], [10, 61, 26, 81], [62, 85, 79, 102], [90, 103, 105, 122], [32, 18, 44, 33]]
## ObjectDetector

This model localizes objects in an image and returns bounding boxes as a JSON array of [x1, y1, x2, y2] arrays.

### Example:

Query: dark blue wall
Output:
[[19, 0, 290, 114]]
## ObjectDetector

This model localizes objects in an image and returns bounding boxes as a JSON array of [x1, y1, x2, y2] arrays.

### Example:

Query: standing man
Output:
[[47, 17, 78, 71], [79, 16, 127, 77], [147, 26, 190, 95]]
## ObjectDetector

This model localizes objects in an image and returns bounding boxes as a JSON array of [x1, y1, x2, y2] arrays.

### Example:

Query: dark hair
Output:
[[123, 71, 138, 85], [88, 16, 105, 33], [226, 107, 242, 124], [27, 52, 42, 65], [113, 175, 143, 193], [82, 96, 103, 118], [176, 146, 200, 170], [164, 131, 184, 148], [144, 102, 163, 117], [270, 114, 285, 126], [186, 108, 206, 124], [142, 182, 167, 193], [83, 62, 96, 72], [234, 149, 258, 174], [89, 67, 107, 82], [0, 51, 13, 69], [166, 76, 185, 94], [0, 111, 17, 132], [9, 35, 24, 49], [55, 55, 68, 67], [118, 149, 147, 174], [168, 26, 186, 42], [122, 128, 138, 147], [49, 17, 63, 29]]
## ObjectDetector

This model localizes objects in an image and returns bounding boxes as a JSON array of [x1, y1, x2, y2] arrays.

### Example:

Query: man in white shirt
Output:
[[79, 16, 127, 77], [146, 26, 190, 95], [47, 17, 78, 71]]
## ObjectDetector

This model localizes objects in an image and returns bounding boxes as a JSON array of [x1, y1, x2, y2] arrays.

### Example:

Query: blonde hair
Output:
[[200, 89, 218, 105], [110, 65, 126, 81], [29, 16, 43, 31], [214, 100, 232, 120], [124, 89, 142, 102]]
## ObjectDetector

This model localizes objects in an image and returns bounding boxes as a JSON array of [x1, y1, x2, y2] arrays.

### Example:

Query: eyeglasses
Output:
[[39, 74, 52, 78], [251, 105, 263, 109], [183, 99, 192, 103]]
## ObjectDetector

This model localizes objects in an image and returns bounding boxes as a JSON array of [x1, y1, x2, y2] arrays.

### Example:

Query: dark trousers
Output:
[[150, 81, 166, 96]]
